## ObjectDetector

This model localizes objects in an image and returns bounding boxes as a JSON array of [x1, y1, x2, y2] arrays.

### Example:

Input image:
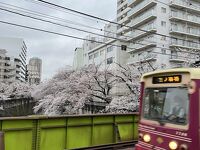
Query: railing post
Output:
[[0, 132, 5, 150]]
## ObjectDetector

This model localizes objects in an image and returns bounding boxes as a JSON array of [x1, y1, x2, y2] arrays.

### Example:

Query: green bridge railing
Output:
[[0, 113, 139, 150]]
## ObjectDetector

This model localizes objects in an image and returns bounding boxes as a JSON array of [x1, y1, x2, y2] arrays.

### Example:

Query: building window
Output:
[[89, 55, 93, 60], [187, 27, 192, 33], [161, 21, 166, 27], [94, 52, 99, 58], [100, 50, 104, 56], [107, 57, 113, 64], [107, 46, 113, 53], [161, 49, 166, 54], [171, 50, 178, 58], [161, 7, 166, 13]]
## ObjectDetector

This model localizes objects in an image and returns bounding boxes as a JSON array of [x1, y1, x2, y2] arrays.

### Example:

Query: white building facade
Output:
[[80, 22, 129, 70], [118, 0, 199, 68], [0, 37, 27, 83], [27, 57, 42, 85]]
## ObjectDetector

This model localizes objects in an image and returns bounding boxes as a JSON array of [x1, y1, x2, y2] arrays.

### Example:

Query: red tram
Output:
[[136, 68, 200, 150]]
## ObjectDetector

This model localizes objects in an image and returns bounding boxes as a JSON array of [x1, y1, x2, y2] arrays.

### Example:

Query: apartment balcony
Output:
[[118, 16, 129, 24], [127, 53, 157, 64], [170, 26, 200, 38], [128, 0, 157, 18], [127, 39, 156, 53], [170, 39, 200, 50], [130, 9, 156, 28], [125, 25, 157, 41], [117, 26, 129, 35], [170, 0, 200, 14], [127, 0, 141, 7], [170, 12, 200, 26], [118, 0, 127, 11], [169, 55, 188, 63], [117, 7, 131, 18]]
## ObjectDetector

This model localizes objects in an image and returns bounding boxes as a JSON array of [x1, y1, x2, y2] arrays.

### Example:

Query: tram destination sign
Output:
[[152, 75, 182, 84]]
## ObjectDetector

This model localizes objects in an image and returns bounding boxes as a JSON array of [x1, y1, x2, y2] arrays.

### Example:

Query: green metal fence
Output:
[[0, 113, 139, 150]]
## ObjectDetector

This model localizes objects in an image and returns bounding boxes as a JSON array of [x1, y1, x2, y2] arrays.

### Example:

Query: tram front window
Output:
[[142, 87, 189, 125]]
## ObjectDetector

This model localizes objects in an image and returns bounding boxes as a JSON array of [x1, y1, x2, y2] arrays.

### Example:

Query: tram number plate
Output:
[[152, 75, 182, 84]]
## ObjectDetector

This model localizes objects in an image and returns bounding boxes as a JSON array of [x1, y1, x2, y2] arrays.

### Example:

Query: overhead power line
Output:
[[0, 5, 199, 56], [0, 1, 103, 31], [25, 0, 106, 24], [0, 7, 116, 40], [3, 1, 200, 51], [0, 19, 197, 61], [0, 1, 117, 37], [31, 0, 200, 46]]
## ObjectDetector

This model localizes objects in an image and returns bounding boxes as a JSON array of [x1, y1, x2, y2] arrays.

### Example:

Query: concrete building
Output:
[[73, 47, 84, 70], [121, 0, 199, 68], [0, 37, 27, 83], [80, 22, 129, 70], [27, 57, 42, 85]]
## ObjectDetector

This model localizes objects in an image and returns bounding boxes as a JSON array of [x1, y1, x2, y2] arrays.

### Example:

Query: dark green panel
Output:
[[66, 126, 91, 149], [93, 125, 113, 145], [4, 130, 33, 150], [39, 128, 66, 150]]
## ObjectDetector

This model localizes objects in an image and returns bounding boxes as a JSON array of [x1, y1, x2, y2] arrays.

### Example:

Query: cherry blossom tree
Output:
[[33, 64, 119, 115], [0, 81, 32, 100], [106, 61, 156, 113]]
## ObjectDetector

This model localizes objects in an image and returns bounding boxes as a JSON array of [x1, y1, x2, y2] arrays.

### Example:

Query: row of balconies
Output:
[[126, 50, 194, 64], [170, 39, 200, 50], [170, 0, 200, 14], [170, 24, 200, 38], [170, 11, 200, 26], [127, 0, 156, 18]]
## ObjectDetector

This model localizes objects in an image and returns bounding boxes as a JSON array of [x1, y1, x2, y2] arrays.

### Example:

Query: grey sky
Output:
[[0, 0, 117, 79]]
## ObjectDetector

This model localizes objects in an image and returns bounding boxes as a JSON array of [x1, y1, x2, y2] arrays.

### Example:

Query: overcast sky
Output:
[[0, 0, 117, 79]]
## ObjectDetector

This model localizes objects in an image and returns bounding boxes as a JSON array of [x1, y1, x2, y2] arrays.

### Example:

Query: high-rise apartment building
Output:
[[118, 0, 199, 68], [117, 0, 131, 36], [0, 37, 27, 83], [27, 57, 42, 85]]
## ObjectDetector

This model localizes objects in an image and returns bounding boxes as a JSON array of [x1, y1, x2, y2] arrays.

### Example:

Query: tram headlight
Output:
[[169, 141, 178, 150], [143, 134, 151, 143]]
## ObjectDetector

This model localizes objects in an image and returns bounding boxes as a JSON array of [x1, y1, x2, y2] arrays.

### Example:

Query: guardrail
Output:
[[0, 113, 139, 150]]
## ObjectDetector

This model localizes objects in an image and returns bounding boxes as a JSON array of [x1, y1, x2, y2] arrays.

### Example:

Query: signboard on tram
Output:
[[152, 75, 182, 84]]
